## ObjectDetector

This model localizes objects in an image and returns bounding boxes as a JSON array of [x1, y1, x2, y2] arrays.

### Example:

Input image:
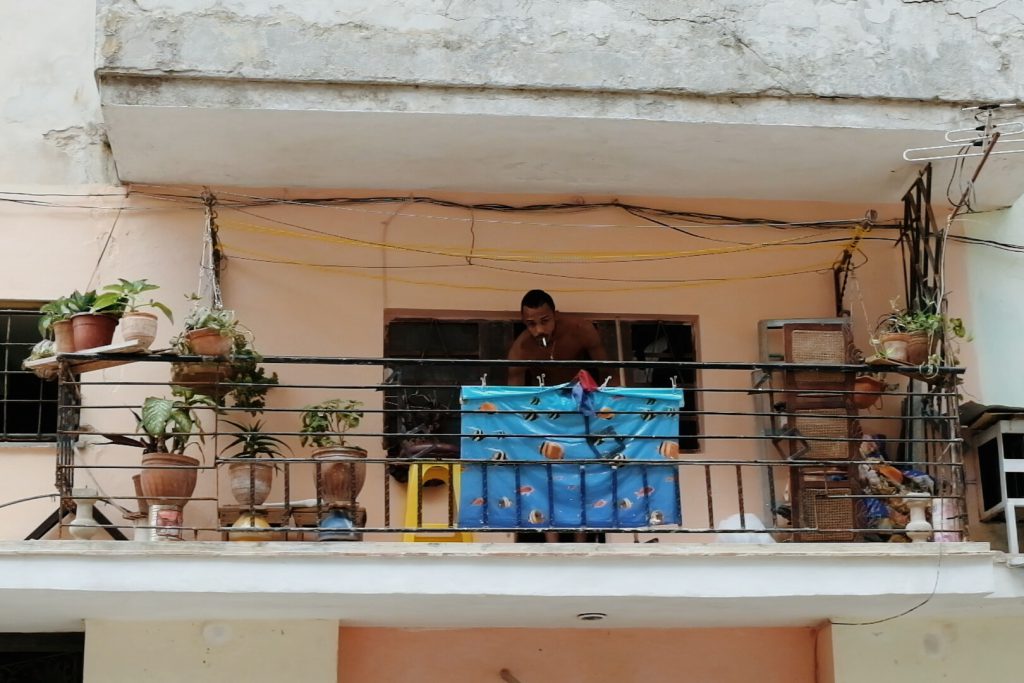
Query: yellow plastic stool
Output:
[[402, 462, 473, 542]]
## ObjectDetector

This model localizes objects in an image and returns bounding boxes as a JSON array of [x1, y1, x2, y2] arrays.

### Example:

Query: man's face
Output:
[[522, 304, 557, 345]]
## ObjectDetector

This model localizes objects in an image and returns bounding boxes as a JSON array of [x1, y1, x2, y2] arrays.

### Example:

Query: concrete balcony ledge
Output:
[[0, 541, 1011, 631]]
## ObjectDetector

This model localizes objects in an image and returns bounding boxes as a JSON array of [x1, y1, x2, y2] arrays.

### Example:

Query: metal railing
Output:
[[52, 352, 967, 543]]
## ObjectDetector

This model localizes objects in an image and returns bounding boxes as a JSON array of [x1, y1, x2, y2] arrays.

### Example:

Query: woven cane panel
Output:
[[790, 329, 846, 384], [792, 409, 853, 460], [798, 485, 854, 542]]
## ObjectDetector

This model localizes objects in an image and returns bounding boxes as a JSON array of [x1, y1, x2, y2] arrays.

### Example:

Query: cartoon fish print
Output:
[[539, 441, 565, 460], [479, 402, 498, 414], [517, 485, 535, 496], [597, 407, 615, 420], [641, 410, 657, 422], [593, 499, 608, 509], [645, 398, 657, 405], [494, 430, 508, 440], [649, 510, 665, 525], [618, 498, 633, 510], [529, 396, 541, 406], [470, 497, 485, 506], [658, 441, 681, 460], [470, 428, 486, 442], [522, 411, 539, 421], [497, 496, 513, 509], [528, 509, 546, 524], [489, 449, 508, 461], [548, 410, 561, 420], [635, 486, 655, 498]]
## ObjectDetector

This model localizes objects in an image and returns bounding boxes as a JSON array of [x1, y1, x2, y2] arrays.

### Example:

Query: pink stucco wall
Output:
[[338, 626, 817, 683]]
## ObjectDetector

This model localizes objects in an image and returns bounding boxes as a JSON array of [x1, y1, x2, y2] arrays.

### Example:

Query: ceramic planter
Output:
[[170, 362, 232, 399], [71, 313, 117, 350], [852, 376, 885, 410], [876, 333, 910, 363], [121, 311, 158, 349], [52, 319, 75, 353], [312, 446, 367, 504], [905, 332, 935, 365], [227, 460, 275, 506], [139, 452, 200, 507], [186, 328, 233, 356]]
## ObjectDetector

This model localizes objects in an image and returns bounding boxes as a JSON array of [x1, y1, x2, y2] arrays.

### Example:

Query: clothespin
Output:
[[480, 373, 488, 387], [600, 376, 611, 389], [670, 376, 678, 389], [536, 373, 546, 387]]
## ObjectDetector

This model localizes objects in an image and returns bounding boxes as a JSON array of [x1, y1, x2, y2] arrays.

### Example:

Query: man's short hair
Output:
[[521, 289, 556, 312]]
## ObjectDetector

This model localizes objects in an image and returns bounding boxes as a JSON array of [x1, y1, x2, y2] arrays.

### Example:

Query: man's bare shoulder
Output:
[[508, 329, 535, 360]]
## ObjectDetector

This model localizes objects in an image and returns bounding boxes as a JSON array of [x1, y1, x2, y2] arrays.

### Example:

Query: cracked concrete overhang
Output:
[[94, 0, 1024, 204]]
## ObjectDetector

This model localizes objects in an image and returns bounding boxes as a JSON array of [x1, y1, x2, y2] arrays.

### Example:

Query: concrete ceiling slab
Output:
[[101, 104, 1024, 208]]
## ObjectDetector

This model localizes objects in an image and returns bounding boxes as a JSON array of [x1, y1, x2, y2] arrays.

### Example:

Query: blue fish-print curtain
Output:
[[459, 384, 683, 529]]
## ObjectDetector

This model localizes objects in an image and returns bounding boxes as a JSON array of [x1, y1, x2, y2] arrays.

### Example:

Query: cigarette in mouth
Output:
[[540, 337, 548, 348]]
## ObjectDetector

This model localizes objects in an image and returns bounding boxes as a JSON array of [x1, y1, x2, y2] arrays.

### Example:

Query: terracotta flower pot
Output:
[[186, 328, 233, 356], [52, 319, 75, 353], [876, 333, 910, 363], [121, 311, 158, 349], [905, 332, 935, 365], [140, 452, 200, 506], [227, 460, 275, 506], [71, 313, 118, 351], [852, 376, 885, 410], [171, 362, 232, 399], [313, 446, 367, 504]]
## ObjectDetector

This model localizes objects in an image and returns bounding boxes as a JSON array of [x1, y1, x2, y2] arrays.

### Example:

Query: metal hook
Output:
[[670, 376, 678, 389]]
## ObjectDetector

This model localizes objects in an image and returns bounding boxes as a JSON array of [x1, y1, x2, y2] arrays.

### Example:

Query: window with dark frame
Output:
[[0, 308, 58, 442], [383, 316, 701, 467]]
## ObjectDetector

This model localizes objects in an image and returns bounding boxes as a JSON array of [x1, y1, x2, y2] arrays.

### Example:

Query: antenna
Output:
[[903, 103, 1024, 162]]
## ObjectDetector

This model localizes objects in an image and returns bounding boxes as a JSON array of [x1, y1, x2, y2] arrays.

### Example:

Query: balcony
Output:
[[94, 0, 1024, 206], [1, 349, 1007, 630], [45, 352, 965, 544]]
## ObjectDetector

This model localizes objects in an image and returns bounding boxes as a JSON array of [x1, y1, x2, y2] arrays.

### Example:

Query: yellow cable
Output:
[[221, 242, 834, 293], [219, 217, 845, 264]]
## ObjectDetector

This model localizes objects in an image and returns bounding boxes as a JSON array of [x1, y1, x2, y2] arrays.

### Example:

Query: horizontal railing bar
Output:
[[63, 457, 964, 468], [55, 352, 966, 374], [66, 429, 963, 444]]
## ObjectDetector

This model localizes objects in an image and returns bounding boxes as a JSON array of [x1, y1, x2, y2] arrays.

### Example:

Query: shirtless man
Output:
[[507, 289, 609, 386], [507, 290, 610, 543]]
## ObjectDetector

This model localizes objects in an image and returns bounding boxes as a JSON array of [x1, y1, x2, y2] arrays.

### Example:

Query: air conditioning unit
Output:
[[974, 418, 1024, 523]]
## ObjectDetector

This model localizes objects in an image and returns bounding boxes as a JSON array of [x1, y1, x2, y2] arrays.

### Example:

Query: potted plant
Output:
[[874, 303, 970, 365], [179, 305, 241, 357], [103, 390, 217, 507], [221, 419, 290, 506], [300, 399, 367, 505], [69, 289, 126, 351], [101, 278, 173, 349], [39, 296, 75, 353], [852, 373, 886, 410]]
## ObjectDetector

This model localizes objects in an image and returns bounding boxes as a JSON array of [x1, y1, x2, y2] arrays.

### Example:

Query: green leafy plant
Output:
[[228, 350, 279, 416], [65, 290, 97, 315], [299, 399, 364, 449], [101, 279, 173, 322], [38, 297, 73, 338], [221, 419, 290, 460], [875, 298, 970, 342], [103, 390, 217, 454]]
